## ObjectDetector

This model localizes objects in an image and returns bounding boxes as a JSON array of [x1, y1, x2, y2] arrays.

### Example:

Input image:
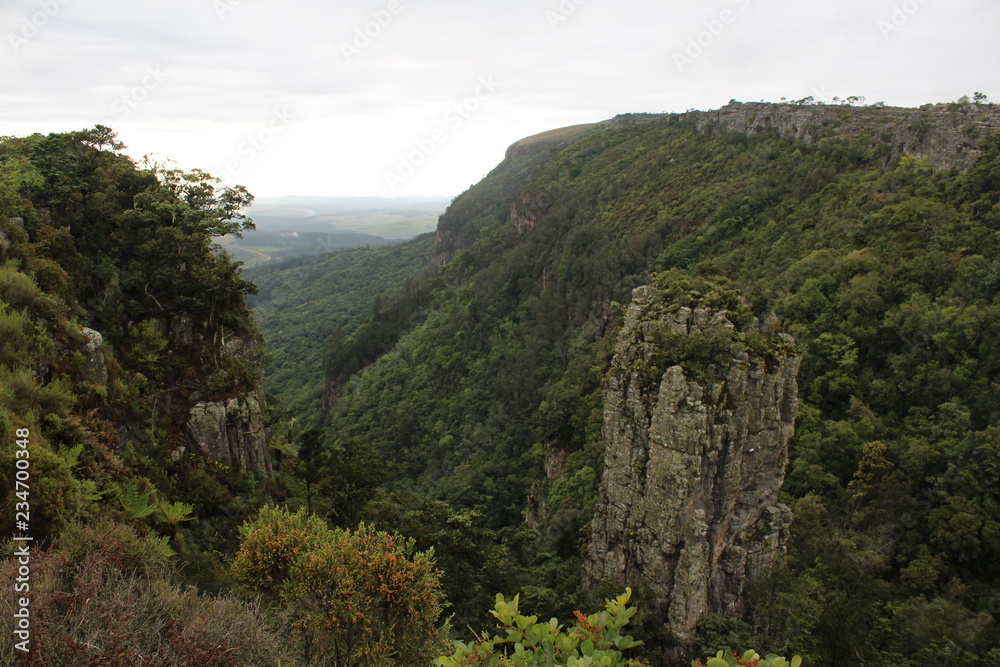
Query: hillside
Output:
[[244, 236, 434, 421], [3, 100, 999, 665], [0, 128, 291, 661], [320, 100, 1000, 664]]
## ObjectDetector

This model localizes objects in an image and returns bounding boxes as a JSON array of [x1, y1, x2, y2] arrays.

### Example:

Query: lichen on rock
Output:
[[79, 326, 108, 389], [186, 394, 271, 475], [584, 274, 800, 654]]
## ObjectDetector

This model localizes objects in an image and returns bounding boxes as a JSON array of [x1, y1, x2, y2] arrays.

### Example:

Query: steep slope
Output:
[[0, 128, 273, 563], [431, 122, 598, 265], [320, 100, 1000, 663], [245, 235, 434, 420]]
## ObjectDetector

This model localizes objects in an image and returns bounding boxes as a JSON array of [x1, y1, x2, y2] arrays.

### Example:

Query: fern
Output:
[[157, 500, 195, 526], [114, 479, 158, 520]]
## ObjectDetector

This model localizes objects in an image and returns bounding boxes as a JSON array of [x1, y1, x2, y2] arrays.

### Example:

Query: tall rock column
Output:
[[584, 279, 800, 653]]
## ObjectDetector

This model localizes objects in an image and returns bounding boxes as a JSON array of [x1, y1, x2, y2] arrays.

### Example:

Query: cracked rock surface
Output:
[[584, 283, 800, 645]]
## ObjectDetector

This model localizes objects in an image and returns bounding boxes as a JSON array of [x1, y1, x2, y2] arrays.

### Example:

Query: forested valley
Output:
[[3, 99, 1000, 665]]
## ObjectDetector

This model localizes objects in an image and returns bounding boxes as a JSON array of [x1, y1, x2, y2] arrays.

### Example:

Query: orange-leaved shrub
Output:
[[232, 506, 446, 666]]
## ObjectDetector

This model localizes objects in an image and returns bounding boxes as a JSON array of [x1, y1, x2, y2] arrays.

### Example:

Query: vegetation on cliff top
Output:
[[0, 126, 276, 611]]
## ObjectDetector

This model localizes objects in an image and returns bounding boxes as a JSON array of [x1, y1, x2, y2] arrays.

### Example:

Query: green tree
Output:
[[297, 428, 329, 514]]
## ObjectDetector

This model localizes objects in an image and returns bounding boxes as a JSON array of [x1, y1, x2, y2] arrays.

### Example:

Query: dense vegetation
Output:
[[4, 101, 1000, 665], [245, 237, 434, 422], [0, 126, 271, 556], [232, 507, 446, 666], [317, 107, 1000, 664], [0, 127, 294, 661]]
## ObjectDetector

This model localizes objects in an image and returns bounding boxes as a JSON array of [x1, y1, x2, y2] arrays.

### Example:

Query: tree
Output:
[[297, 428, 328, 514], [360, 491, 516, 632], [325, 438, 385, 525]]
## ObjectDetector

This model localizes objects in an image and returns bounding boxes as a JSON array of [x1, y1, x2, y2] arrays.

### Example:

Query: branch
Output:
[[144, 283, 166, 311]]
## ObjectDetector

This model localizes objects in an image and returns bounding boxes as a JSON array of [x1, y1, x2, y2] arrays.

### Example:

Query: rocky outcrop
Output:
[[186, 394, 272, 474], [584, 282, 800, 658], [179, 323, 273, 475], [79, 327, 108, 389], [698, 100, 1000, 171]]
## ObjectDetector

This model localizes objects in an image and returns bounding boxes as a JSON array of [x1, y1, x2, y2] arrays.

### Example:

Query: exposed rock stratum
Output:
[[584, 280, 801, 658]]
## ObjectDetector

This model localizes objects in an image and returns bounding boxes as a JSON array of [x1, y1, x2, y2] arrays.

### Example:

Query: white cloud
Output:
[[1, 0, 997, 197]]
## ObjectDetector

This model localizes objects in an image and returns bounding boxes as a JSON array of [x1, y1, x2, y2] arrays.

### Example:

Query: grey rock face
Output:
[[186, 394, 272, 475], [584, 283, 800, 647], [79, 327, 108, 389], [175, 321, 273, 476], [698, 101, 1000, 171]]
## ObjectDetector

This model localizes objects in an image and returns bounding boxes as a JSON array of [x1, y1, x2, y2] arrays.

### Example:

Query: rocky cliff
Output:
[[182, 326, 273, 475], [584, 278, 800, 659], [698, 100, 1000, 171], [431, 124, 596, 266], [186, 393, 271, 473], [70, 317, 274, 476]]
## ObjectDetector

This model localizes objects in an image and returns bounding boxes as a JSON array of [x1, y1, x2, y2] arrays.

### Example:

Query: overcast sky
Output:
[[1, 0, 997, 198]]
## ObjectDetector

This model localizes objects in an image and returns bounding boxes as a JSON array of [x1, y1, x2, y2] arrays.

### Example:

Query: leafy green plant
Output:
[[0, 259, 53, 315], [113, 479, 159, 520], [157, 500, 195, 527], [436, 588, 644, 666], [693, 650, 801, 667]]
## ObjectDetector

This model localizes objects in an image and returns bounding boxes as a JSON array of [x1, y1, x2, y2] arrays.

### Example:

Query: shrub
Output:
[[693, 650, 802, 667], [0, 520, 287, 665], [436, 588, 645, 666], [233, 507, 446, 666], [0, 260, 59, 319]]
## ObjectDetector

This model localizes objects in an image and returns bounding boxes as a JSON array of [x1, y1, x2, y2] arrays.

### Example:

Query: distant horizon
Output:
[[5, 0, 996, 196], [251, 194, 457, 203], [7, 96, 995, 203]]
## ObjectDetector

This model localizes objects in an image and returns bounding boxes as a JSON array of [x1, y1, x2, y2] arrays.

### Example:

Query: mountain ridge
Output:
[[315, 98, 1000, 663]]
